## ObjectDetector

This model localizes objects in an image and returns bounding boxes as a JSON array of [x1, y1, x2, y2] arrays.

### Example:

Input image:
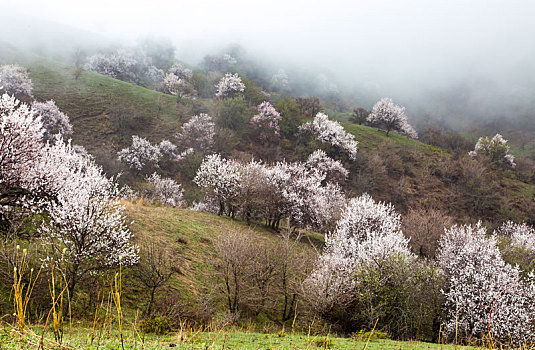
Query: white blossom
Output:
[[168, 63, 192, 79], [222, 54, 237, 65], [85, 49, 162, 87], [278, 161, 335, 229], [194, 154, 242, 216], [250, 101, 282, 141], [299, 112, 358, 160], [161, 72, 196, 99], [0, 92, 137, 295], [495, 221, 535, 251], [190, 200, 219, 214], [193, 155, 345, 231], [117, 135, 161, 171], [175, 113, 215, 152], [85, 52, 135, 79], [0, 93, 43, 196], [162, 73, 184, 95], [437, 222, 535, 343], [305, 194, 413, 316], [158, 139, 178, 156], [146, 172, 184, 207], [471, 134, 516, 168], [31, 100, 73, 142], [215, 73, 245, 98], [158, 139, 193, 162], [306, 182, 346, 231], [367, 97, 418, 139], [0, 65, 33, 97], [306, 149, 348, 183], [38, 138, 138, 293]]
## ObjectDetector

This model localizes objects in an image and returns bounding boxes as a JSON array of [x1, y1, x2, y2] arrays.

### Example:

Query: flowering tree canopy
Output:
[[222, 54, 237, 65], [305, 149, 348, 184], [279, 161, 346, 231], [158, 139, 177, 157], [215, 73, 245, 98], [495, 221, 535, 252], [193, 155, 345, 232], [367, 98, 417, 139], [469, 134, 516, 168], [117, 135, 162, 171], [162, 73, 183, 95], [158, 139, 193, 162], [39, 139, 138, 296], [0, 64, 33, 97], [194, 154, 242, 216], [437, 222, 535, 343], [0, 93, 44, 233], [31, 100, 73, 142], [168, 63, 192, 80], [250, 101, 282, 142], [0, 94, 43, 200], [0, 94, 136, 298], [146, 172, 184, 207], [161, 73, 196, 99], [85, 49, 164, 87], [327, 194, 410, 263], [304, 194, 412, 317], [299, 112, 358, 160], [85, 52, 135, 79], [175, 113, 215, 152]]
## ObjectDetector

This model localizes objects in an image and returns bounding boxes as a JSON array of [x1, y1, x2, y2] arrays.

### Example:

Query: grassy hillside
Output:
[[2, 46, 535, 349], [0, 45, 206, 169], [127, 202, 286, 302], [343, 122, 447, 155], [121, 201, 321, 319], [1, 47, 533, 222]]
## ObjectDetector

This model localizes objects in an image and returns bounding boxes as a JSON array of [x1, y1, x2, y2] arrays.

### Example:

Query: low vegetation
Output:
[[2, 39, 535, 349]]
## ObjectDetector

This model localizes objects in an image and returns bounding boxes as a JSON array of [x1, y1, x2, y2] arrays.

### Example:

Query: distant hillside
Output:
[[1, 47, 533, 224], [343, 122, 535, 223]]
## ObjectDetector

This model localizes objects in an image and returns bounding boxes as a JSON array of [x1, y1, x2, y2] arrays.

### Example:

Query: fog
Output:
[[3, 0, 535, 129]]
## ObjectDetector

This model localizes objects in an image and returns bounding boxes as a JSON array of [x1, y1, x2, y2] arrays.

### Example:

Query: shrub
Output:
[[215, 96, 252, 135], [402, 208, 454, 259], [141, 316, 172, 335]]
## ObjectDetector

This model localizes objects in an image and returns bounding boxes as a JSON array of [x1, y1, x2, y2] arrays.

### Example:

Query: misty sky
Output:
[[10, 0, 534, 64], [5, 0, 535, 123]]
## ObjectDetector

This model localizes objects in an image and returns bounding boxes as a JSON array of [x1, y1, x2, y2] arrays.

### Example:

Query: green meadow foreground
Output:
[[2, 326, 477, 350]]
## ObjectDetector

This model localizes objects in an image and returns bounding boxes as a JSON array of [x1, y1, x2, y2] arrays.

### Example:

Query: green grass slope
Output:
[[125, 202, 273, 301], [1, 47, 533, 222], [0, 45, 204, 161], [123, 201, 320, 316]]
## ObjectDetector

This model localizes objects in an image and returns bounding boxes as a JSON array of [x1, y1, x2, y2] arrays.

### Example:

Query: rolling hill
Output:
[[1, 45, 533, 223]]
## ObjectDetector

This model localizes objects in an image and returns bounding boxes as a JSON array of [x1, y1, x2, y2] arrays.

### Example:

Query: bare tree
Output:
[[248, 241, 278, 315], [402, 208, 454, 259], [72, 48, 86, 80], [349, 107, 369, 125], [275, 230, 315, 322], [214, 230, 254, 314], [132, 241, 177, 316], [295, 97, 323, 118]]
